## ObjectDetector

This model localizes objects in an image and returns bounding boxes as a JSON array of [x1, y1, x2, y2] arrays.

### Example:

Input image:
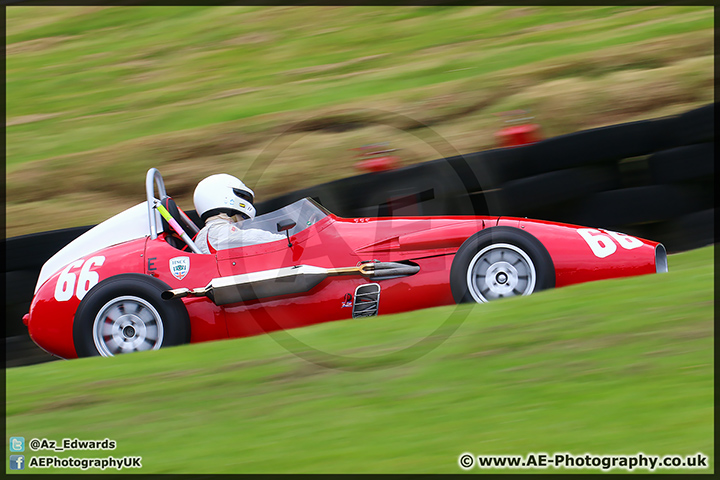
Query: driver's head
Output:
[[193, 173, 256, 223]]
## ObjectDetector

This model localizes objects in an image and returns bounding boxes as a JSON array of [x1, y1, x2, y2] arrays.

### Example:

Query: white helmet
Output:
[[193, 174, 256, 222]]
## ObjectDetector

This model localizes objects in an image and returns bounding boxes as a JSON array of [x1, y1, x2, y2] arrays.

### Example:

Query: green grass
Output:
[[6, 246, 714, 474]]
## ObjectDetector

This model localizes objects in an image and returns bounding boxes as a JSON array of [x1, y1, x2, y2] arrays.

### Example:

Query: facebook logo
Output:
[[9, 437, 24, 452], [10, 455, 25, 470]]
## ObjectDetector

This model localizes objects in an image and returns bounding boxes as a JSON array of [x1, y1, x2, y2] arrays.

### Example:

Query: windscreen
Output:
[[237, 198, 330, 241]]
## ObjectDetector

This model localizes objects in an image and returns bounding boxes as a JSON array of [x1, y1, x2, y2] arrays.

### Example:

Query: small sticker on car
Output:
[[169, 256, 190, 280]]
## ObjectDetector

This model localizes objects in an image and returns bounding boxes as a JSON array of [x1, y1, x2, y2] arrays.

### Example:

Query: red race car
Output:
[[25, 168, 668, 359]]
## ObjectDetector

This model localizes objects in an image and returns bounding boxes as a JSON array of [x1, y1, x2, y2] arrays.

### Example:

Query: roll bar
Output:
[[146, 168, 166, 240], [145, 168, 202, 254]]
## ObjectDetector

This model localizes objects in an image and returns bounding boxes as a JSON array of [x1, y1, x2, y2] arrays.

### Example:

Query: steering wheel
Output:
[[161, 196, 199, 236]]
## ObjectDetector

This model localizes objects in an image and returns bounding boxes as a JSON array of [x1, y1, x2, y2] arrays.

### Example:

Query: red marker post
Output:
[[352, 143, 400, 173], [495, 110, 543, 148]]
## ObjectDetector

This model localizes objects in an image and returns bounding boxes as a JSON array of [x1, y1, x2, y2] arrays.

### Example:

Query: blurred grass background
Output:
[[5, 6, 714, 237], [5, 246, 713, 473]]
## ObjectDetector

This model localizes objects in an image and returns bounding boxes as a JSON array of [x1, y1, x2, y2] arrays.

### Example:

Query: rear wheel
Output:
[[73, 273, 190, 357], [450, 227, 555, 304]]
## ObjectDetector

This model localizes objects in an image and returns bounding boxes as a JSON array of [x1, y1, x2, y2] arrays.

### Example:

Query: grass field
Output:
[[5, 6, 714, 237], [5, 245, 714, 474]]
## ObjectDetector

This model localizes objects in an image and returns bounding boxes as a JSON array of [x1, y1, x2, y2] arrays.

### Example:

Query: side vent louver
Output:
[[352, 283, 380, 318]]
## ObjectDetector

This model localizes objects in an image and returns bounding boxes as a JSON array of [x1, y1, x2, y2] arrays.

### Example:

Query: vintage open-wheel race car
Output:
[[24, 168, 668, 359]]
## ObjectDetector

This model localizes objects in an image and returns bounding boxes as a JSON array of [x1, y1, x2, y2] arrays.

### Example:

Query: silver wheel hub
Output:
[[466, 243, 537, 303], [485, 261, 518, 295], [122, 324, 136, 338], [92, 296, 164, 356]]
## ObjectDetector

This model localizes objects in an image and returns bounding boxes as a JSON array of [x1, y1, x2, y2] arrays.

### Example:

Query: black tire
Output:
[[5, 269, 38, 337], [662, 103, 714, 148], [653, 208, 715, 253], [73, 273, 190, 357], [450, 226, 555, 304], [477, 103, 713, 185], [648, 143, 714, 185], [560, 185, 709, 228], [5, 225, 93, 271], [480, 119, 670, 184], [486, 165, 622, 216]]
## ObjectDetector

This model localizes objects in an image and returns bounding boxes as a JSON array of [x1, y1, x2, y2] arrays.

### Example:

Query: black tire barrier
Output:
[[479, 119, 668, 185], [479, 105, 714, 185], [652, 208, 715, 253], [257, 154, 484, 218], [5, 225, 93, 272], [5, 334, 58, 368], [557, 185, 710, 229], [5, 270, 39, 337], [485, 165, 622, 217], [661, 103, 715, 148], [648, 143, 714, 185], [467, 145, 535, 187]]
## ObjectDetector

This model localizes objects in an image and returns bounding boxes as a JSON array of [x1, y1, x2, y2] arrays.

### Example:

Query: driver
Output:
[[193, 174, 284, 254]]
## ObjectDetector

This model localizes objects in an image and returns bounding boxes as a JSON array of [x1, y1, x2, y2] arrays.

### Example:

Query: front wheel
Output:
[[450, 227, 555, 304], [73, 273, 190, 357]]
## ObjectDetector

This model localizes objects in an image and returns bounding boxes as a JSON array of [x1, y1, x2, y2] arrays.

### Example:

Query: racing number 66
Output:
[[54, 256, 106, 301], [577, 229, 643, 258]]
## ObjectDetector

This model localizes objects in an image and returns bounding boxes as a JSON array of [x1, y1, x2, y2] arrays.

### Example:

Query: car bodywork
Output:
[[26, 169, 668, 359]]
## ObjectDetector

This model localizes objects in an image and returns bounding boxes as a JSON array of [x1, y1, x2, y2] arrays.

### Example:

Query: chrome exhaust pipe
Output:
[[161, 286, 210, 301], [161, 288, 190, 300]]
